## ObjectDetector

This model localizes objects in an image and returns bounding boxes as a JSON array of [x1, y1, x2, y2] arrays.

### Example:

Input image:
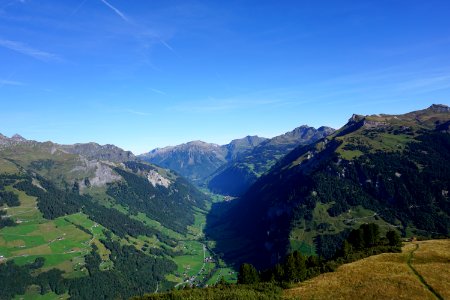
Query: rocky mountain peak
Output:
[[11, 134, 26, 142], [427, 104, 450, 113], [0, 133, 29, 147], [186, 140, 220, 148], [317, 126, 335, 134], [348, 114, 365, 123], [61, 142, 135, 162]]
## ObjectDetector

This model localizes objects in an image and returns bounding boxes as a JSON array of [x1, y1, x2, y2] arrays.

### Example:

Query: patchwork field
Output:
[[1, 182, 237, 296], [284, 239, 450, 299], [0, 186, 111, 278]]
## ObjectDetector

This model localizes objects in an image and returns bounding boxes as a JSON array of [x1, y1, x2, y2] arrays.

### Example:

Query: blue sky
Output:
[[1, 0, 450, 154]]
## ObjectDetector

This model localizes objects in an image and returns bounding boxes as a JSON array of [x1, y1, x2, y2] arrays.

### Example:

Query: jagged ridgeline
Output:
[[207, 126, 335, 196], [139, 126, 335, 197], [207, 104, 450, 269], [0, 137, 208, 299], [139, 136, 268, 185]]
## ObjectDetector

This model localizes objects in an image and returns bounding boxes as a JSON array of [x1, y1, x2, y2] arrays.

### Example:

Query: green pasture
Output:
[[206, 267, 238, 286], [289, 202, 402, 255]]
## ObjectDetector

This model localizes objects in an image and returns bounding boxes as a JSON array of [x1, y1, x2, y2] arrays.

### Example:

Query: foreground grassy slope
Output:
[[284, 239, 450, 299]]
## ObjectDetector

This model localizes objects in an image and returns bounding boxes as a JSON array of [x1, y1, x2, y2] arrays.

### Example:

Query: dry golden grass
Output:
[[410, 239, 450, 299], [284, 240, 450, 300]]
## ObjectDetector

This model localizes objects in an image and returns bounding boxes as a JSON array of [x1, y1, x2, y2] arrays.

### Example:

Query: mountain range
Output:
[[1, 104, 449, 299], [208, 126, 335, 196], [138, 136, 267, 184], [139, 125, 334, 196]]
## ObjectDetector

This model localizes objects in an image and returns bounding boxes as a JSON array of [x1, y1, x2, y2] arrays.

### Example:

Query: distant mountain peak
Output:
[[348, 114, 365, 123], [61, 142, 135, 162], [11, 134, 26, 141], [427, 103, 450, 113], [0, 132, 29, 147], [186, 140, 220, 147]]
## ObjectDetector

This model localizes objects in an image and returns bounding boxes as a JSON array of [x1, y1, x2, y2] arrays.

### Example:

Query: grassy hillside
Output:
[[284, 239, 450, 299]]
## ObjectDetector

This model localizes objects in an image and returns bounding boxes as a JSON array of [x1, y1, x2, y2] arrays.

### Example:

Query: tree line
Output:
[[237, 223, 402, 285]]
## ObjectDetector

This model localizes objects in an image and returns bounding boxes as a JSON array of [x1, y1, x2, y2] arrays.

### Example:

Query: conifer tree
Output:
[[237, 263, 259, 284]]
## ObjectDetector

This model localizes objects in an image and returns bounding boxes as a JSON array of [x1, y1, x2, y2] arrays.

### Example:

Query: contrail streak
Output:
[[99, 0, 130, 23], [71, 0, 88, 16], [98, 0, 177, 55]]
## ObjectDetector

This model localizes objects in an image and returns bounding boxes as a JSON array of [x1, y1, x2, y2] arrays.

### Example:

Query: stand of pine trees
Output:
[[237, 223, 402, 284]]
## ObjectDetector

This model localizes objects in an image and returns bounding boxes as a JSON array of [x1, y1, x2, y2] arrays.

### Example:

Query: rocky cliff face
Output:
[[0, 133, 31, 147]]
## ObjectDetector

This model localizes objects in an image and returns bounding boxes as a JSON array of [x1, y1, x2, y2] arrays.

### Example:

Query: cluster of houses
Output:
[[204, 256, 215, 263]]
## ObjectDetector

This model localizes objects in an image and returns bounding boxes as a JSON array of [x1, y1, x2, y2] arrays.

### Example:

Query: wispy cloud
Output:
[[149, 88, 166, 95], [99, 0, 130, 23], [0, 79, 23, 86], [126, 109, 151, 116], [0, 38, 60, 62]]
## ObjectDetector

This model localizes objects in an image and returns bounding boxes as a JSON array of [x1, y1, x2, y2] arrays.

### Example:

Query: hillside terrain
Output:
[[0, 135, 214, 299], [208, 126, 334, 196], [285, 239, 450, 299], [206, 104, 450, 269]]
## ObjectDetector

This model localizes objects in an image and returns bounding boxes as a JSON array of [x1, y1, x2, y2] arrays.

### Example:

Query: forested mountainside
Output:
[[139, 136, 267, 184], [0, 136, 208, 299], [206, 104, 450, 269], [208, 126, 335, 196]]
